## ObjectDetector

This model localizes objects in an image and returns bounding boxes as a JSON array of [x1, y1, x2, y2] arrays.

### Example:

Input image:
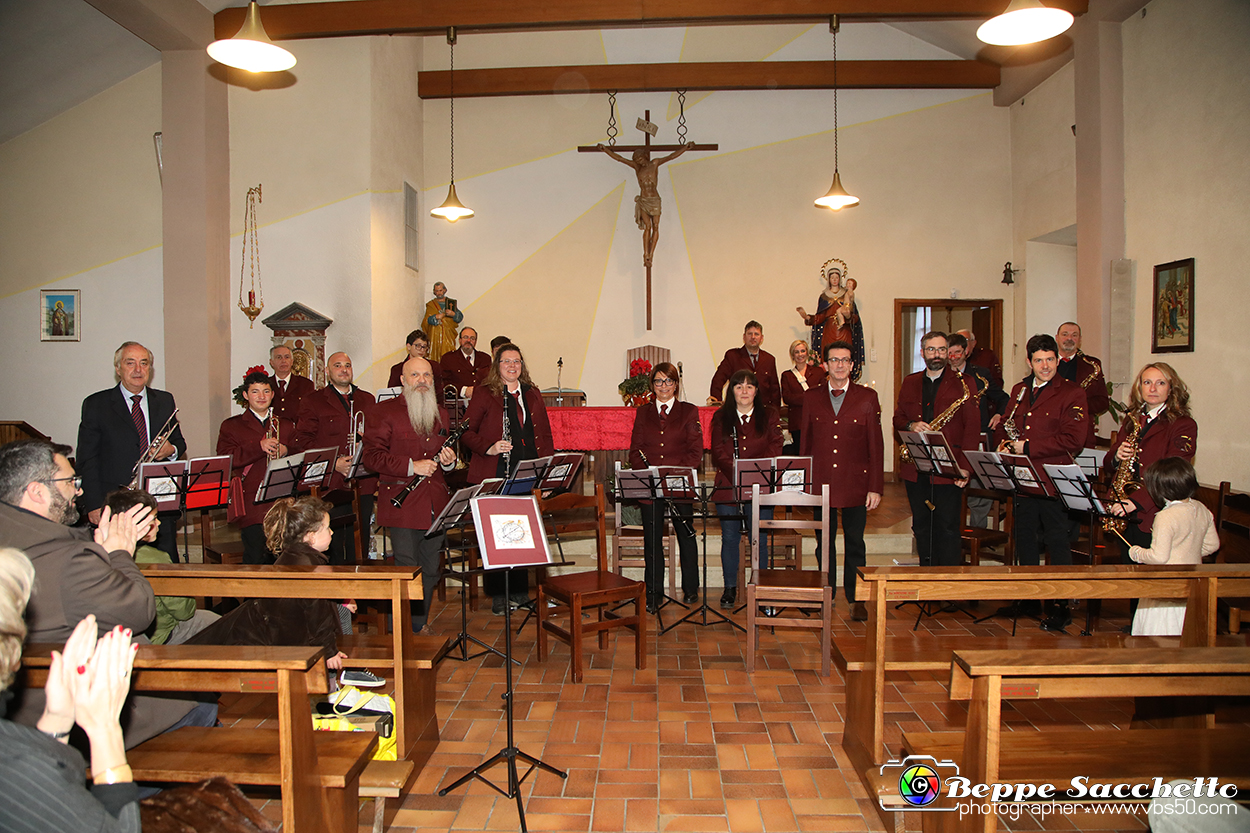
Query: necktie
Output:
[[659, 404, 669, 428], [279, 380, 286, 395], [749, 353, 757, 368], [832, 389, 844, 398], [741, 414, 750, 426], [130, 395, 148, 452]]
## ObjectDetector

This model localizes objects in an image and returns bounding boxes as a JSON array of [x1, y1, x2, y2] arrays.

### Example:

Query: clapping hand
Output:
[[93, 504, 154, 555], [37, 615, 99, 739], [74, 625, 137, 737]]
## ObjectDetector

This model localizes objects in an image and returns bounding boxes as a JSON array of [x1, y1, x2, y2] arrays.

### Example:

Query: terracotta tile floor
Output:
[[220, 583, 1179, 833]]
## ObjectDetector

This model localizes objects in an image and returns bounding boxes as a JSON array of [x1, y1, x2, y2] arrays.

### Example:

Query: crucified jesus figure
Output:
[[598, 143, 688, 267]]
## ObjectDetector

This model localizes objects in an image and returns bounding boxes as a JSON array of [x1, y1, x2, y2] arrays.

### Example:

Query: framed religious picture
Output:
[[40, 289, 80, 342], [1151, 258, 1194, 353]]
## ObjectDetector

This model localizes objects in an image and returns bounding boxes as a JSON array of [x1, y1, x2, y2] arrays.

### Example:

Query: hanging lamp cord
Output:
[[832, 21, 840, 172], [448, 30, 456, 185]]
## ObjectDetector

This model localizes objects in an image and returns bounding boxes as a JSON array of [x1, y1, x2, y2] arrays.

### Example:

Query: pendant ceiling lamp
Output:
[[977, 0, 1074, 46], [207, 2, 296, 72], [815, 17, 859, 211], [431, 28, 474, 223]]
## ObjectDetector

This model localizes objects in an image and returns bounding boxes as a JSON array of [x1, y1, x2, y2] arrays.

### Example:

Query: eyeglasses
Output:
[[826, 357, 853, 365], [46, 475, 83, 490], [653, 378, 676, 387], [499, 359, 523, 366], [922, 346, 948, 354]]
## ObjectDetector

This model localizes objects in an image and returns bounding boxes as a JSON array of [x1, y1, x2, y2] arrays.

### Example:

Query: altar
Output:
[[547, 405, 717, 484]]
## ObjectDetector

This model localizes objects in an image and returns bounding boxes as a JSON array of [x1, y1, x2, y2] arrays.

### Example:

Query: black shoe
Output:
[[683, 590, 699, 604], [491, 596, 507, 616], [646, 601, 659, 614], [1040, 601, 1072, 632], [850, 601, 868, 622], [720, 587, 736, 609]]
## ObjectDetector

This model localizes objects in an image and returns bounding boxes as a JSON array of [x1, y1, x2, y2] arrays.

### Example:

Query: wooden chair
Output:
[[535, 484, 647, 683], [1215, 483, 1250, 632], [959, 487, 1013, 566], [610, 461, 678, 597], [199, 508, 244, 565], [745, 484, 833, 678], [311, 482, 366, 565]]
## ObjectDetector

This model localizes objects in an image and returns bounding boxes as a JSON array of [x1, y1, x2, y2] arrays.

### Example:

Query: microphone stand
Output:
[[555, 357, 564, 407]]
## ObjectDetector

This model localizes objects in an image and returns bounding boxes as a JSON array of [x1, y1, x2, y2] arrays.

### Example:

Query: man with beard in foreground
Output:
[[364, 357, 456, 634]]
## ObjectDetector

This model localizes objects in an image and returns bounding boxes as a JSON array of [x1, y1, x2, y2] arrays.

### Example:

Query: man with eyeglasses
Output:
[[77, 341, 186, 562], [0, 438, 217, 747], [893, 331, 980, 568], [800, 341, 884, 621]]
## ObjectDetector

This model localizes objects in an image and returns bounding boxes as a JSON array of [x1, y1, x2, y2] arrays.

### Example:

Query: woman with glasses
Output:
[[781, 340, 825, 455], [628, 362, 704, 611], [710, 370, 783, 608], [387, 328, 445, 394], [463, 344, 554, 615]]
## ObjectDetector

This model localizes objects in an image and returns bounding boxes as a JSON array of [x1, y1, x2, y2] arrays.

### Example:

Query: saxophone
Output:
[[1102, 409, 1145, 534], [996, 386, 1027, 453], [900, 376, 971, 465]]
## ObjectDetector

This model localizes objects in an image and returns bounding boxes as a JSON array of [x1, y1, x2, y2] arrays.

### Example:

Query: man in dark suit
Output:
[[291, 351, 377, 564], [892, 331, 980, 568], [77, 341, 186, 561], [363, 357, 456, 634], [800, 340, 884, 621], [440, 327, 491, 397], [708, 320, 780, 409], [269, 344, 315, 422]]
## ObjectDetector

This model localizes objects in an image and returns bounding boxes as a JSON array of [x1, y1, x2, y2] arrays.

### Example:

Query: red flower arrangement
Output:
[[232, 365, 269, 407], [619, 358, 654, 404]]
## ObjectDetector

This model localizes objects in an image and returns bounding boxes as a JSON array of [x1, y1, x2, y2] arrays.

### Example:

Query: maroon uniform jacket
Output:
[[992, 377, 1089, 467], [629, 400, 704, 469], [441, 349, 491, 393], [289, 384, 378, 493], [800, 383, 885, 508], [217, 410, 296, 528], [1058, 351, 1109, 445], [967, 345, 1003, 391], [709, 407, 783, 505], [461, 384, 554, 485], [270, 374, 315, 422], [1108, 411, 1198, 533], [892, 369, 981, 486], [387, 359, 444, 394], [709, 347, 781, 410], [780, 364, 827, 433], [363, 396, 452, 530]]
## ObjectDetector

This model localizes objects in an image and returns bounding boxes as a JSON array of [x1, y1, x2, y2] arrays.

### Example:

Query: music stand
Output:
[[182, 456, 232, 564], [375, 386, 403, 403], [298, 446, 339, 491], [498, 456, 551, 496], [732, 457, 814, 576], [440, 496, 566, 831], [613, 466, 697, 629], [428, 483, 504, 663], [661, 481, 743, 634], [136, 460, 187, 562]]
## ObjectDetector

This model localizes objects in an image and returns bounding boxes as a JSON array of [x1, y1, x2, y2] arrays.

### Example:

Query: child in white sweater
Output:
[[1127, 457, 1220, 636]]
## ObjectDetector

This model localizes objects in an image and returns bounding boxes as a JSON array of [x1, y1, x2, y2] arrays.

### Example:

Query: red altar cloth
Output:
[[548, 406, 718, 450]]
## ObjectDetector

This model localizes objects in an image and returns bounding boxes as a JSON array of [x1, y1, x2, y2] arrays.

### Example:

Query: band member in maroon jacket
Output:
[[708, 321, 781, 410], [957, 328, 1003, 391], [1107, 362, 1198, 551], [269, 345, 315, 422], [440, 327, 491, 397], [801, 341, 884, 621], [992, 333, 1089, 629], [892, 332, 980, 568], [711, 370, 783, 609], [628, 362, 704, 609], [217, 371, 295, 564], [290, 351, 377, 564], [780, 339, 826, 455], [363, 357, 456, 634], [1056, 322, 1109, 446], [387, 329, 445, 394], [462, 343, 554, 614]]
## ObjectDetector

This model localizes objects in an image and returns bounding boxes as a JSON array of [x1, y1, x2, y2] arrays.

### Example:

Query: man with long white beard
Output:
[[363, 357, 457, 634]]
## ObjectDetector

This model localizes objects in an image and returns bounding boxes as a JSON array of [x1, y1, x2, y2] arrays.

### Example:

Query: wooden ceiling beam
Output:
[[417, 60, 1000, 99], [214, 0, 1087, 40]]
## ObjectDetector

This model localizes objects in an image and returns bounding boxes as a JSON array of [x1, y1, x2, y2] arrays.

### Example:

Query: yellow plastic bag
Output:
[[312, 686, 398, 761]]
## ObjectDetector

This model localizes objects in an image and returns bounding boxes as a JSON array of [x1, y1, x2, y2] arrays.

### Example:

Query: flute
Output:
[[390, 421, 467, 509]]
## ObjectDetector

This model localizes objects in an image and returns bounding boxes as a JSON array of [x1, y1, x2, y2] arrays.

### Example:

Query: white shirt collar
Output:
[[118, 383, 146, 402], [828, 380, 850, 393], [250, 408, 271, 422], [737, 407, 755, 421], [274, 373, 291, 383], [1146, 403, 1167, 420], [656, 399, 674, 414]]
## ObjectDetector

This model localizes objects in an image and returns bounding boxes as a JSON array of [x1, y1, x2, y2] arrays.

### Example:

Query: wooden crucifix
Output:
[[580, 111, 717, 329]]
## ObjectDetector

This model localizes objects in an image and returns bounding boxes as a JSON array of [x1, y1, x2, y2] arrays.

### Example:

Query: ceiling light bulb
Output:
[[815, 172, 860, 210], [977, 0, 1074, 46], [207, 2, 296, 73]]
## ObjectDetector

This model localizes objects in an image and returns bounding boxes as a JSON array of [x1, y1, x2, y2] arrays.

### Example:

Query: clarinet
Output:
[[501, 399, 512, 475], [390, 421, 467, 508]]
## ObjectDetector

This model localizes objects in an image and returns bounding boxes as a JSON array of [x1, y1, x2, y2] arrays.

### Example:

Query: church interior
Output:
[[1, 0, 1249, 831]]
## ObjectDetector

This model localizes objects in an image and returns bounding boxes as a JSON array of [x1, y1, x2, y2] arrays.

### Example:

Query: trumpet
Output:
[[346, 408, 365, 461], [266, 416, 281, 460], [127, 409, 180, 488]]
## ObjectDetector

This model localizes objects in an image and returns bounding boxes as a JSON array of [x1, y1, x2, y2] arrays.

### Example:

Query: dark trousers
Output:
[[240, 523, 271, 565], [391, 526, 445, 631], [155, 510, 182, 563], [904, 476, 964, 567], [640, 499, 699, 599], [1013, 495, 1072, 566], [716, 502, 773, 588], [327, 494, 374, 565], [813, 504, 867, 602]]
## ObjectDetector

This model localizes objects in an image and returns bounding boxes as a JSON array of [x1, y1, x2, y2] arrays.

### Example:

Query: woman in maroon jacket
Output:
[[628, 362, 704, 610], [780, 339, 826, 455], [461, 344, 553, 614], [711, 370, 783, 609]]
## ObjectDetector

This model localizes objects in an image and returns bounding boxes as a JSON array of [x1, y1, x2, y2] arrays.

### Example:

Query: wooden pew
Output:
[[140, 563, 446, 771], [837, 564, 1250, 831], [24, 644, 373, 833], [898, 647, 1250, 833]]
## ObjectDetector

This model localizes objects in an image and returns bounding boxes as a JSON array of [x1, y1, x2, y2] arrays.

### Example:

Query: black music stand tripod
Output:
[[663, 482, 743, 634], [614, 467, 694, 631]]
